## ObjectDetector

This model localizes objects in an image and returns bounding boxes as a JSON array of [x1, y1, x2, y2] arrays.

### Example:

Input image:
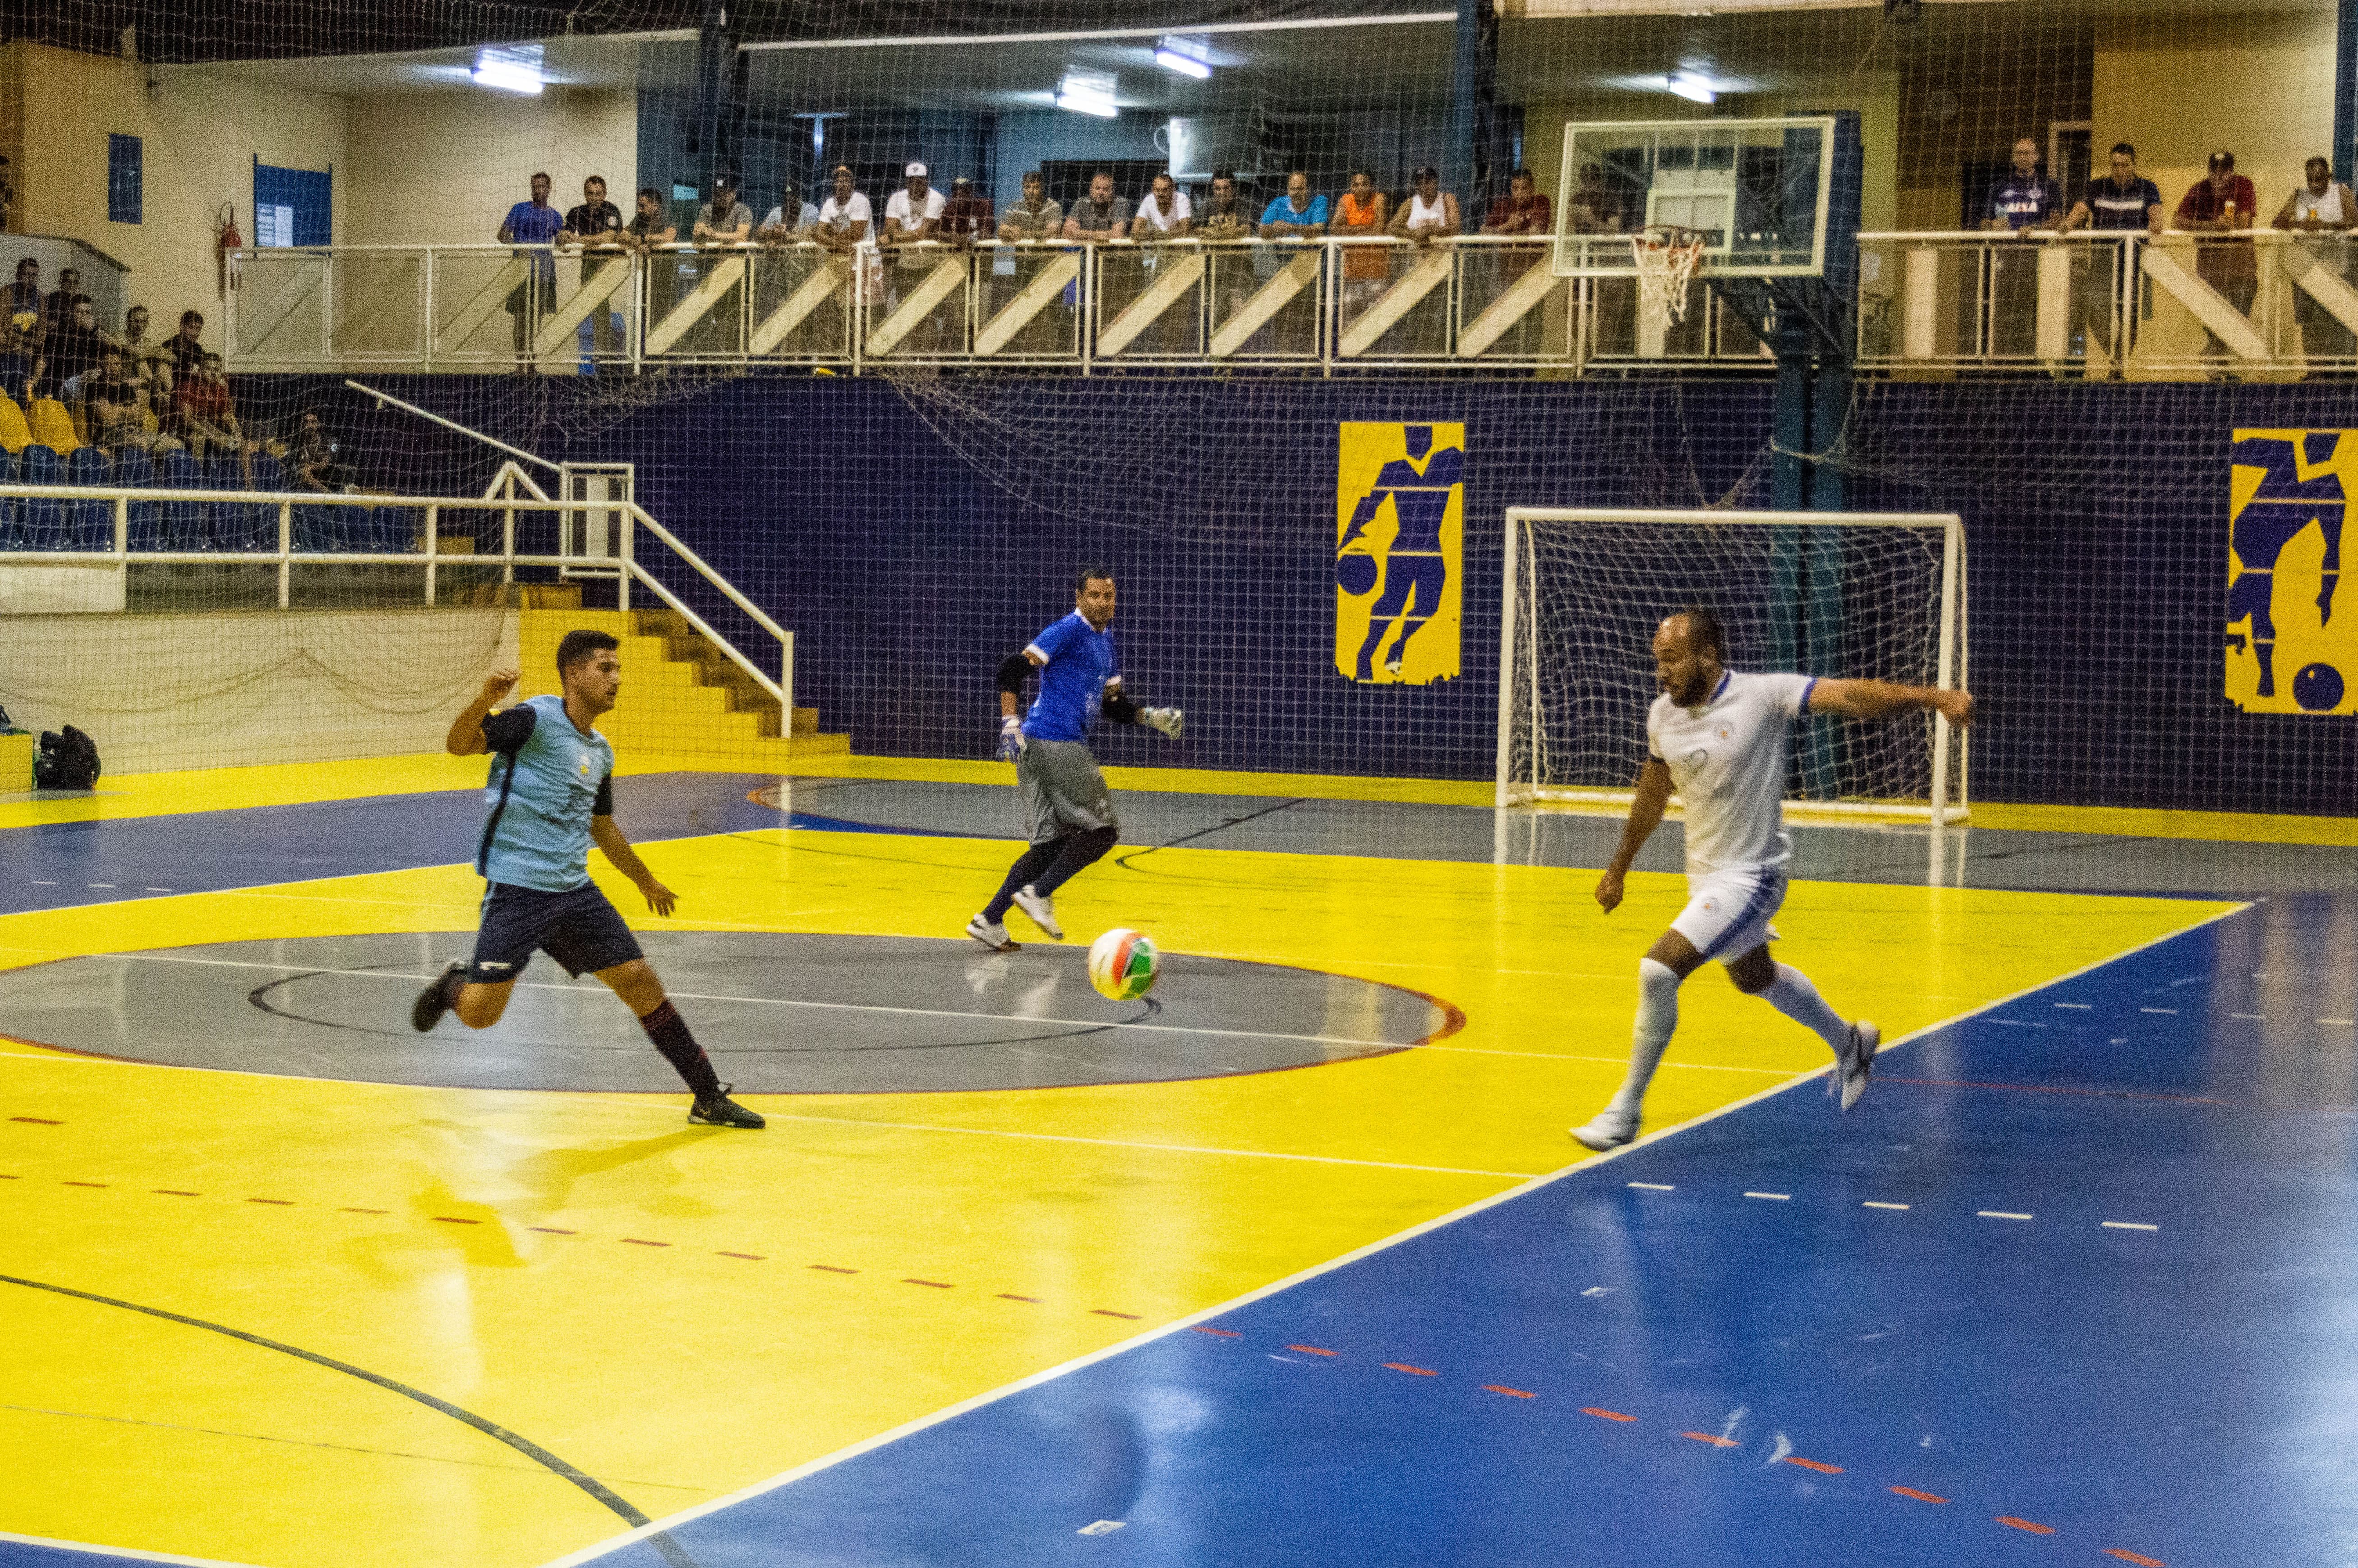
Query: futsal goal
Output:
[[1496, 508, 1967, 824]]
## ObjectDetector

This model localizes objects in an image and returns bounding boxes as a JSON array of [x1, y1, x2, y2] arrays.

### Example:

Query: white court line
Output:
[[1862, 1201, 1910, 1210], [92, 952, 1432, 1056], [1742, 1191, 1791, 1201], [0, 1526, 260, 1567], [1977, 1210, 2034, 1221], [2231, 1013, 2266, 1020], [2053, 1002, 2092, 1010], [2101, 1221, 2159, 1232], [2321, 1018, 2356, 1027], [532, 897, 2260, 1568], [1626, 1182, 1675, 1191], [2139, 1007, 2177, 1015]]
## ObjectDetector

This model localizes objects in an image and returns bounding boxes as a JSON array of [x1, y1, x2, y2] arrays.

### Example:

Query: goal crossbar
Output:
[[1495, 506, 1968, 826]]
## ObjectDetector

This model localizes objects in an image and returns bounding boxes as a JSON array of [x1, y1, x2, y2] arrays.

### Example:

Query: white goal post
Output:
[[1495, 507, 1969, 825]]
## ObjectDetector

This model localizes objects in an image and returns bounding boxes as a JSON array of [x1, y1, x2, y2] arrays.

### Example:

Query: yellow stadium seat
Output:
[[0, 393, 29, 456], [28, 397, 79, 456]]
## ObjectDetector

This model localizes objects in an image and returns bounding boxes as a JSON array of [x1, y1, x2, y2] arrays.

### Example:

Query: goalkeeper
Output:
[[967, 566, 1182, 952]]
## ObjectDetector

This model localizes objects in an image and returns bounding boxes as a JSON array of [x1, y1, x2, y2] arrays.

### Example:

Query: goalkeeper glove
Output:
[[1140, 707, 1184, 740], [997, 717, 1025, 762]]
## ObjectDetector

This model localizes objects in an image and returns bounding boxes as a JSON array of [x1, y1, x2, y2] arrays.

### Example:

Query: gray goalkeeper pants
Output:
[[1019, 738, 1118, 845]]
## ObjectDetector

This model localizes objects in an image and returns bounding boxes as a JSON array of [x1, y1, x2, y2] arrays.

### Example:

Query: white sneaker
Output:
[[1839, 1021, 1880, 1112], [1011, 884, 1062, 939], [1570, 1110, 1639, 1151], [965, 914, 1018, 952]]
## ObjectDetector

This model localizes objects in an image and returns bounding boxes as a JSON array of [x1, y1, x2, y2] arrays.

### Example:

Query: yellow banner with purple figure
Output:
[[1335, 422, 1464, 685], [2228, 429, 2358, 714]]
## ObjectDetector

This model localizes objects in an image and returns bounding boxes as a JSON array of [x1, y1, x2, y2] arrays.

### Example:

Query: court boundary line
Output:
[[0, 1527, 262, 1568], [530, 898, 2256, 1568]]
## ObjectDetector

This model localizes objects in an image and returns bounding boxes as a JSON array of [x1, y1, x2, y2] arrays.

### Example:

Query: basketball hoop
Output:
[[1630, 225, 1709, 326]]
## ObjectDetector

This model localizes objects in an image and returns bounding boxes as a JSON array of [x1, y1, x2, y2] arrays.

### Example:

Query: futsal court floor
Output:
[[1, 753, 2353, 1568]]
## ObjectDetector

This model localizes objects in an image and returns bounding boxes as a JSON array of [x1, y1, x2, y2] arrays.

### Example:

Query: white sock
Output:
[[1758, 962, 1849, 1056], [1607, 958, 1681, 1118]]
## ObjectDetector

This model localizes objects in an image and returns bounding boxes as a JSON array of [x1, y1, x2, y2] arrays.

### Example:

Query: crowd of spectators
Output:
[[0, 254, 346, 492]]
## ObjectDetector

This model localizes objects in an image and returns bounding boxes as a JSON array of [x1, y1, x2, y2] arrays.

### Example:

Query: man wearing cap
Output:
[[1388, 166, 1459, 245], [815, 165, 873, 254], [943, 175, 995, 247], [882, 163, 946, 253], [759, 180, 819, 243], [2176, 151, 2257, 367], [692, 175, 754, 245]]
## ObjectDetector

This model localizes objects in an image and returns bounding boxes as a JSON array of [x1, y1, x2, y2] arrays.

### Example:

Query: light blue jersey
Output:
[[1022, 611, 1117, 744], [476, 694, 616, 892]]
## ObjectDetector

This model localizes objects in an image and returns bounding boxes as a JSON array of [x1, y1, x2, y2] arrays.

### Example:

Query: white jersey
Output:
[[1646, 670, 1816, 875]]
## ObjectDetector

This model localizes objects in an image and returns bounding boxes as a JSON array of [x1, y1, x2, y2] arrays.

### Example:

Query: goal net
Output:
[[1497, 508, 1967, 823]]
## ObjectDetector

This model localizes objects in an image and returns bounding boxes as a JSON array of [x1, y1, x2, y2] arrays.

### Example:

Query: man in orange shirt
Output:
[[1334, 169, 1392, 318]]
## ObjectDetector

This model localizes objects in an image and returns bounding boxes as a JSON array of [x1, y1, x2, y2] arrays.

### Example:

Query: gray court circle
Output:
[[0, 931, 1458, 1094]]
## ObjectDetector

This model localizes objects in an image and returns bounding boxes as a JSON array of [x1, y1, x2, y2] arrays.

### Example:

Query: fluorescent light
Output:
[[473, 48, 544, 95], [1057, 71, 1118, 117], [1664, 70, 1716, 103], [1154, 48, 1211, 79]]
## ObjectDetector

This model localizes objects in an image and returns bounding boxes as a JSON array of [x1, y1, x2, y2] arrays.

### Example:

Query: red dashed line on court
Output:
[[1193, 1326, 2163, 1562]]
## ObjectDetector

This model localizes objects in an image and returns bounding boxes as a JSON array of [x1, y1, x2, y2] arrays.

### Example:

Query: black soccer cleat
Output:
[[689, 1085, 766, 1129], [411, 961, 466, 1033]]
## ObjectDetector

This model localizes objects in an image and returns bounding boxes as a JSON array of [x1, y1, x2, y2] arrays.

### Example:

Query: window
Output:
[[108, 134, 142, 224]]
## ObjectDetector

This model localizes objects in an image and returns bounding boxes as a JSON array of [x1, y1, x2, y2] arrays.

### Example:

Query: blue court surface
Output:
[[571, 895, 2354, 1568]]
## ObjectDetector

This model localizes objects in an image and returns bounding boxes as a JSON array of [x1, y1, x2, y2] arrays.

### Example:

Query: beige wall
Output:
[[2093, 9, 2336, 229], [344, 87, 637, 249], [12, 41, 348, 338]]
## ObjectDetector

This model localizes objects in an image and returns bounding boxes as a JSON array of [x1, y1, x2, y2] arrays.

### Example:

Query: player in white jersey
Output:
[[1571, 608, 1975, 1150]]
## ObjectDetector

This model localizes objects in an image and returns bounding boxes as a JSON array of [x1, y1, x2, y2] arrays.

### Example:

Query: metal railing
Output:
[[222, 236, 1770, 375], [1857, 228, 2358, 373], [0, 478, 795, 729]]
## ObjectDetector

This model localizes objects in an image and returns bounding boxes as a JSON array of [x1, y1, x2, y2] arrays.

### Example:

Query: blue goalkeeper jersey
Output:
[[1021, 611, 1117, 743]]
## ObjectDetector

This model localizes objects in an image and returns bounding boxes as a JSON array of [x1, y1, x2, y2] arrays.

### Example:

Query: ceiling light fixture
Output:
[[473, 47, 544, 95], [1154, 35, 1213, 78], [1057, 71, 1119, 118], [1664, 70, 1716, 104]]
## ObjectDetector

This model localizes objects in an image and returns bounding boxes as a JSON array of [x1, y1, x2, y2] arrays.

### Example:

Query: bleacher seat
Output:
[[112, 446, 160, 552], [64, 446, 114, 551], [0, 449, 18, 549], [28, 398, 79, 457], [18, 446, 65, 548], [160, 449, 208, 551], [207, 454, 266, 550], [0, 393, 32, 459]]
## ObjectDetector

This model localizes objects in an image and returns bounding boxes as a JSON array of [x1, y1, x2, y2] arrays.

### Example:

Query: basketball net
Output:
[[1631, 225, 1709, 326]]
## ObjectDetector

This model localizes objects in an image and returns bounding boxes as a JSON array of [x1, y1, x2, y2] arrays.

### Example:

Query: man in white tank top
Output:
[[1571, 608, 1976, 1150], [1388, 165, 1460, 246], [2276, 156, 2358, 360]]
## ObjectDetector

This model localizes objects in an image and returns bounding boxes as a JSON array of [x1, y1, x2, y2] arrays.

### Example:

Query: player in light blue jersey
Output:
[[967, 567, 1184, 950], [409, 628, 763, 1128]]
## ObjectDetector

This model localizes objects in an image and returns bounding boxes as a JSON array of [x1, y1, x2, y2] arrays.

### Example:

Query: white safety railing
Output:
[[222, 236, 1769, 374], [1857, 228, 2358, 374], [0, 482, 795, 731]]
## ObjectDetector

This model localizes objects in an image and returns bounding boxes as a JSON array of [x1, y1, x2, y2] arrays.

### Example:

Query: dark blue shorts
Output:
[[469, 882, 644, 984]]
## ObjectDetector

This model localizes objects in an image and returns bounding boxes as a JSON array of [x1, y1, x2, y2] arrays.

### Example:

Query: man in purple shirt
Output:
[[497, 172, 565, 371]]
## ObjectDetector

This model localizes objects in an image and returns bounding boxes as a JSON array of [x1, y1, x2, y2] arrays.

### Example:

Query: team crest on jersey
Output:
[[578, 752, 594, 779], [2228, 430, 2358, 714]]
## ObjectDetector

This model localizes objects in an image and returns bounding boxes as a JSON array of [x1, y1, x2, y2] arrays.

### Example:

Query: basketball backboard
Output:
[[1553, 116, 1836, 278]]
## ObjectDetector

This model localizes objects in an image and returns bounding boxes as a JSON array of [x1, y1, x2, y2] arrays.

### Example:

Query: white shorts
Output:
[[1671, 865, 1787, 966]]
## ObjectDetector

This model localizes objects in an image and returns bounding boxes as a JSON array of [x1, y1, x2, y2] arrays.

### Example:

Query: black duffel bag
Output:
[[35, 726, 101, 791]]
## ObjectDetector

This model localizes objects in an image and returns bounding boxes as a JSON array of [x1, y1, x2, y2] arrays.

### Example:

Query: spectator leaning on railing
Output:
[[2178, 150, 2258, 366], [1132, 171, 1191, 239], [1483, 168, 1553, 238], [1980, 137, 2064, 357], [2059, 142, 2163, 377], [942, 177, 995, 246], [881, 163, 945, 252], [759, 181, 818, 243], [1984, 138, 2065, 232], [814, 166, 872, 255], [1334, 170, 1389, 303], [2275, 156, 2357, 362], [1260, 172, 1328, 239], [997, 171, 1062, 242], [1197, 170, 1253, 241], [1389, 165, 1459, 245], [559, 175, 629, 361], [1063, 172, 1132, 243], [692, 174, 753, 246]]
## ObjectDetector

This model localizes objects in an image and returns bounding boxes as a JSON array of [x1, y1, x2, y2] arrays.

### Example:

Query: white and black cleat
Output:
[[1838, 1020, 1880, 1112], [965, 914, 1020, 952], [1570, 1111, 1639, 1152], [1011, 884, 1063, 940]]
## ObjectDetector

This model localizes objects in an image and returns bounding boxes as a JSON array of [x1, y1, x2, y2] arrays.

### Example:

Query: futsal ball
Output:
[[1088, 928, 1159, 1001], [2293, 661, 2346, 712], [1336, 551, 1379, 596]]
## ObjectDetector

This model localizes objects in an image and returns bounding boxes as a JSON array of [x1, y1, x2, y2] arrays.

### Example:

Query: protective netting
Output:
[[1501, 511, 1964, 816]]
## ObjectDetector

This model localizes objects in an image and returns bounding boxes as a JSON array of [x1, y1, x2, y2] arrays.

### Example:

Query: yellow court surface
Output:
[[0, 776, 2233, 1568]]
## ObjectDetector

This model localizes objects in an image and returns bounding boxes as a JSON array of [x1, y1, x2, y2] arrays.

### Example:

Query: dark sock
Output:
[[984, 840, 1062, 922], [639, 999, 722, 1097], [1033, 825, 1118, 897]]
